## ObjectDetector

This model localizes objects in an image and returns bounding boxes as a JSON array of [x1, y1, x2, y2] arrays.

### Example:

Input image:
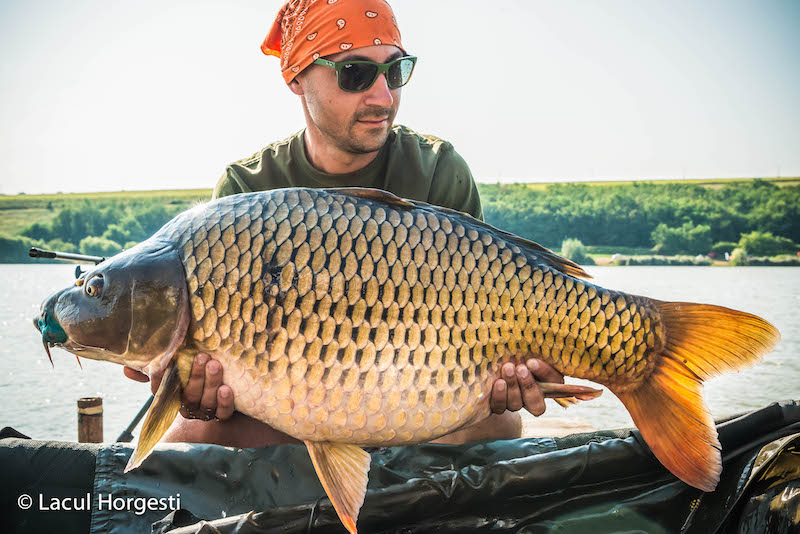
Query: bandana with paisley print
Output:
[[262, 0, 404, 84]]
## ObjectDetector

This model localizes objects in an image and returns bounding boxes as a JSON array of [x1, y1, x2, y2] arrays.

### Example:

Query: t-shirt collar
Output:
[[294, 128, 392, 188]]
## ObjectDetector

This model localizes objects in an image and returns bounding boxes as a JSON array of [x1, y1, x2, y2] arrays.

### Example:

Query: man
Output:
[[125, 0, 574, 447]]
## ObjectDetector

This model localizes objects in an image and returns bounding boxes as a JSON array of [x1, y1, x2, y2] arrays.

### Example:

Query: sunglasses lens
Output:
[[387, 58, 415, 89], [340, 63, 379, 92]]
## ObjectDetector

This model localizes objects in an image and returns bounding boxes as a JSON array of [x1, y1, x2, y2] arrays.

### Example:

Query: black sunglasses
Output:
[[313, 55, 417, 93]]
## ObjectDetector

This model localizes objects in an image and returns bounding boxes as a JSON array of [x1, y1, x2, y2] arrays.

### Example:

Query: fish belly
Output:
[[164, 188, 663, 445], [214, 349, 494, 444]]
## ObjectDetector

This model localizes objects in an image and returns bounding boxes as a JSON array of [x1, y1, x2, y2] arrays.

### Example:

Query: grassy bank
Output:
[[0, 189, 211, 236]]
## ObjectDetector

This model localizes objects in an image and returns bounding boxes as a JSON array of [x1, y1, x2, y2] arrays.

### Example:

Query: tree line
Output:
[[480, 180, 798, 254], [0, 180, 797, 263]]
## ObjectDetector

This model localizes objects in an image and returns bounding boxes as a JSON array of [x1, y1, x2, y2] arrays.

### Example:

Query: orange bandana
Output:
[[262, 0, 404, 84]]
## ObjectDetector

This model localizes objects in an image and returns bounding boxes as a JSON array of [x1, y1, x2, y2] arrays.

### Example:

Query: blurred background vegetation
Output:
[[0, 179, 797, 265]]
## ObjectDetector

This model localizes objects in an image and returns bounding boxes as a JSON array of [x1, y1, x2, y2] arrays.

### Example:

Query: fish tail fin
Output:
[[615, 301, 779, 491], [124, 362, 182, 472]]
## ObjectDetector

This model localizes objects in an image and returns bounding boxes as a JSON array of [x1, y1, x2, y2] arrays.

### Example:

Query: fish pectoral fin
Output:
[[124, 362, 182, 473], [305, 440, 371, 534], [538, 381, 603, 408]]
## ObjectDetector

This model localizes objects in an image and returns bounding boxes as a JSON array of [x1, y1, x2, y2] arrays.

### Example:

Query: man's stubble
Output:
[[303, 86, 398, 156]]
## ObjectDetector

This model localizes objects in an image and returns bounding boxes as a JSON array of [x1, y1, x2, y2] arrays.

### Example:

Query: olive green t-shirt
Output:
[[212, 125, 483, 220]]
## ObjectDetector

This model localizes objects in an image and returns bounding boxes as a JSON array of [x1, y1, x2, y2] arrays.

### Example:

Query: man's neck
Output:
[[303, 127, 381, 175]]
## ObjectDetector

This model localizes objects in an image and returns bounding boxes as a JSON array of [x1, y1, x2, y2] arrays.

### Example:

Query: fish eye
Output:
[[85, 275, 104, 298]]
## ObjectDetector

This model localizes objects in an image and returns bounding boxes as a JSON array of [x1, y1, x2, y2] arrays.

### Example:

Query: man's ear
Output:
[[288, 78, 304, 96]]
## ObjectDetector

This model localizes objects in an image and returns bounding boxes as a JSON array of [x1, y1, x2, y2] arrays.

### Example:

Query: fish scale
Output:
[[162, 188, 661, 444]]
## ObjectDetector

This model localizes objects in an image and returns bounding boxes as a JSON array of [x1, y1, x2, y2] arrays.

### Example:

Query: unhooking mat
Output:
[[2, 401, 799, 534]]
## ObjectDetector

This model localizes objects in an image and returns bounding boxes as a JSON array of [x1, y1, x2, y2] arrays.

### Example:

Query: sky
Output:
[[0, 0, 798, 195]]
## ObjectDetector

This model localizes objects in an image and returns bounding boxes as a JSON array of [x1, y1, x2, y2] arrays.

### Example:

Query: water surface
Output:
[[0, 265, 797, 441]]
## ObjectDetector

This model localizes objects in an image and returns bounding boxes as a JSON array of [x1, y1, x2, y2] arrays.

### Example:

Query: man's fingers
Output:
[[490, 379, 507, 414], [123, 366, 150, 383], [216, 386, 235, 420], [526, 358, 564, 384], [199, 360, 223, 413], [518, 364, 546, 416], [503, 363, 523, 412], [182, 353, 208, 407]]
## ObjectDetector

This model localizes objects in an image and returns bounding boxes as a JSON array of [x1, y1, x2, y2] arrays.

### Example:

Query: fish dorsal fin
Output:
[[124, 362, 182, 472], [324, 187, 591, 280], [305, 441, 371, 534], [490, 230, 592, 280], [325, 187, 416, 208]]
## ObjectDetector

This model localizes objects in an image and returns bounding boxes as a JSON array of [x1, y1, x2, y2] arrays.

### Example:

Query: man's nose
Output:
[[363, 72, 394, 107]]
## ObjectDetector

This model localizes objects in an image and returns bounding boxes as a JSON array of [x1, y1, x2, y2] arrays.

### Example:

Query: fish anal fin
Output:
[[124, 362, 182, 473], [305, 441, 371, 534], [535, 381, 603, 408], [553, 396, 580, 408]]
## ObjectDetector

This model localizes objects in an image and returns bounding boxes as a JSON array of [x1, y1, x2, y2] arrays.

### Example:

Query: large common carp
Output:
[[35, 188, 779, 533]]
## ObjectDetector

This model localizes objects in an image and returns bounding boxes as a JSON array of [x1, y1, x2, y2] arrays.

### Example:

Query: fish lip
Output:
[[54, 338, 129, 367]]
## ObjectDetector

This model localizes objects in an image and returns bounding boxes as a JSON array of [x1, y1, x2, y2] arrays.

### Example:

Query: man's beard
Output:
[[335, 106, 395, 154]]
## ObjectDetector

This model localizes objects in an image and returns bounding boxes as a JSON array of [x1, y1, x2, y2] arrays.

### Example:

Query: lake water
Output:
[[0, 264, 797, 442]]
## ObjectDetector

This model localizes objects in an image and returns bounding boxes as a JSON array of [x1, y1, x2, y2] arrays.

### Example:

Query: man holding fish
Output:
[[124, 0, 570, 447], [36, 2, 779, 532]]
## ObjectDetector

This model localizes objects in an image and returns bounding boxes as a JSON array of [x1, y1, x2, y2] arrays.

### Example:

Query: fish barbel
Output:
[[35, 187, 779, 533]]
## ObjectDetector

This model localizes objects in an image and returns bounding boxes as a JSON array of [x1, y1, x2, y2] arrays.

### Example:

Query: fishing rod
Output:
[[116, 395, 154, 443], [30, 246, 154, 442], [29, 247, 104, 278]]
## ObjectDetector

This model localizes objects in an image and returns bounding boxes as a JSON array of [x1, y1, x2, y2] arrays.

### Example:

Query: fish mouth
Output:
[[34, 310, 84, 368]]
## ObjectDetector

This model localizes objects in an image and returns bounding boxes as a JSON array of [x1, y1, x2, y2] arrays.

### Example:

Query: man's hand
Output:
[[490, 359, 564, 416], [123, 354, 235, 421]]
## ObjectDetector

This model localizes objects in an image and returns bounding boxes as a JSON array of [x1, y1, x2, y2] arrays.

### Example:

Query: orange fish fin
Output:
[[652, 301, 780, 380], [615, 301, 779, 491], [615, 359, 720, 491], [538, 382, 603, 407], [553, 396, 580, 408], [326, 187, 416, 208], [124, 362, 181, 473], [305, 441, 371, 534]]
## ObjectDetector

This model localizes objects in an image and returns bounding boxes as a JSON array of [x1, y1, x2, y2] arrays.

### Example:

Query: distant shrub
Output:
[[130, 205, 175, 240], [651, 222, 713, 256], [79, 236, 122, 257], [20, 222, 52, 242], [738, 231, 796, 256], [45, 239, 78, 253], [0, 234, 45, 263], [560, 238, 595, 265], [729, 248, 748, 266], [123, 241, 139, 250], [711, 241, 738, 256], [102, 224, 132, 245]]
